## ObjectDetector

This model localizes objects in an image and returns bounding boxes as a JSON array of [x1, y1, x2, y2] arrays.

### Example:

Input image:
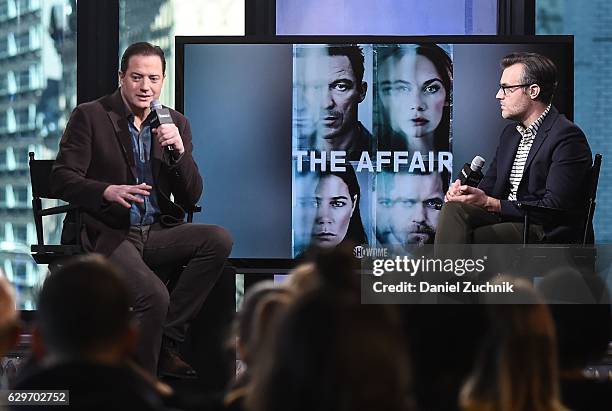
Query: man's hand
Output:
[[153, 123, 184, 154], [445, 179, 501, 213], [103, 183, 151, 208]]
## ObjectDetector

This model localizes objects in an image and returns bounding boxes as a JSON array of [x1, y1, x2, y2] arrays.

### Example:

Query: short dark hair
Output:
[[327, 44, 365, 86], [318, 163, 368, 247], [501, 52, 558, 104], [37, 255, 132, 356], [120, 42, 166, 75]]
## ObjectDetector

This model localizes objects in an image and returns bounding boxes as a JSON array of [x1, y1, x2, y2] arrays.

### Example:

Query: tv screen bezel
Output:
[[175, 35, 574, 271]]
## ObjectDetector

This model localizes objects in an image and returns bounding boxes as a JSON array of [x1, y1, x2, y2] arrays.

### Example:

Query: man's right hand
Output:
[[103, 183, 151, 208], [445, 179, 463, 202]]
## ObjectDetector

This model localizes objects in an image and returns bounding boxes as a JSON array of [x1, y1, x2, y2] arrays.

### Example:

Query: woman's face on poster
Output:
[[378, 52, 447, 139], [311, 174, 357, 248]]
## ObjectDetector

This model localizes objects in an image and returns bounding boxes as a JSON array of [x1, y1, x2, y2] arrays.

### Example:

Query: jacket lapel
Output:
[[523, 106, 558, 174], [103, 90, 137, 180], [497, 128, 521, 194]]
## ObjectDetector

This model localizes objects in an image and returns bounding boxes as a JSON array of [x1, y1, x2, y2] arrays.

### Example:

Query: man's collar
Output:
[[517, 104, 552, 133]]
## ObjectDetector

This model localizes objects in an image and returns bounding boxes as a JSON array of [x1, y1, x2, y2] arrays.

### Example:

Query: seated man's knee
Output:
[[141, 280, 170, 313], [441, 201, 466, 214], [199, 225, 233, 258], [440, 201, 467, 220]]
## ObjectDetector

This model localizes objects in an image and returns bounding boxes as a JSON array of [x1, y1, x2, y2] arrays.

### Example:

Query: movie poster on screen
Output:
[[291, 43, 454, 258]]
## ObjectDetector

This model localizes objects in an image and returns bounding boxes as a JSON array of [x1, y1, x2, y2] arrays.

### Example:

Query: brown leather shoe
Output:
[[158, 340, 198, 379]]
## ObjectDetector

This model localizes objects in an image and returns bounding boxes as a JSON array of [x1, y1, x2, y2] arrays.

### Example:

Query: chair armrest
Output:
[[187, 205, 202, 213], [517, 202, 567, 215], [38, 203, 80, 217], [185, 205, 202, 223], [517, 202, 583, 220]]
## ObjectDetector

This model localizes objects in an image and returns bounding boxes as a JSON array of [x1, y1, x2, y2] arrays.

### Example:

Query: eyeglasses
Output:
[[498, 83, 532, 96]]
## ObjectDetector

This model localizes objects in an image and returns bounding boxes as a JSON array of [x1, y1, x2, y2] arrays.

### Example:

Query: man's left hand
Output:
[[446, 181, 501, 213], [153, 123, 185, 154]]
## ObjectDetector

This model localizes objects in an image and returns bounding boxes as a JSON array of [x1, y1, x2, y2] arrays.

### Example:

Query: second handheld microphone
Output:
[[458, 156, 486, 187]]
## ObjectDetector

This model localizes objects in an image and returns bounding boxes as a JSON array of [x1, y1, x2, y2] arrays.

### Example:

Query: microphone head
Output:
[[150, 99, 162, 110], [470, 156, 485, 172]]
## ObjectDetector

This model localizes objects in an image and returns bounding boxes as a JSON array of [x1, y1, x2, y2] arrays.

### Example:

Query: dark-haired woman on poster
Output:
[[309, 163, 368, 250], [377, 43, 452, 154]]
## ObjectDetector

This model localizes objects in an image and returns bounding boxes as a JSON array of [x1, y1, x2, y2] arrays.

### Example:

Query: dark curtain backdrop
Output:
[[77, 0, 119, 104]]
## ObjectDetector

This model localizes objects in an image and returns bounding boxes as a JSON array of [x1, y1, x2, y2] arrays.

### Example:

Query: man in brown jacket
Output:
[[50, 42, 232, 378]]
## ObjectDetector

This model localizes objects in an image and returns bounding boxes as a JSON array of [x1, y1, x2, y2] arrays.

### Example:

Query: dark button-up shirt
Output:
[[127, 113, 160, 226]]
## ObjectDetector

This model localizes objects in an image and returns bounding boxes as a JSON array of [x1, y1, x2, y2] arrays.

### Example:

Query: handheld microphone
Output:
[[150, 100, 174, 152], [458, 156, 486, 187]]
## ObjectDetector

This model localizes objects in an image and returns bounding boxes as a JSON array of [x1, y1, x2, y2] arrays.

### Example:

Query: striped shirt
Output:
[[507, 105, 551, 200]]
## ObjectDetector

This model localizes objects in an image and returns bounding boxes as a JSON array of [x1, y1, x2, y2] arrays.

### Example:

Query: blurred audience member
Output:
[[538, 268, 612, 411], [12, 255, 168, 411], [224, 281, 293, 411], [401, 304, 488, 411], [460, 277, 567, 411], [284, 261, 321, 295], [247, 246, 415, 411], [0, 274, 20, 390]]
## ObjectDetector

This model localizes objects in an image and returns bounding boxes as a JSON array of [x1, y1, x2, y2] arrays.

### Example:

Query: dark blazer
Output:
[[50, 89, 203, 255], [13, 361, 167, 411], [478, 106, 592, 243]]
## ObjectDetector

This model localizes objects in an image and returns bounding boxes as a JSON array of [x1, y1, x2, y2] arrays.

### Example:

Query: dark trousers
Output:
[[434, 201, 544, 244], [434, 202, 545, 280], [108, 223, 232, 374]]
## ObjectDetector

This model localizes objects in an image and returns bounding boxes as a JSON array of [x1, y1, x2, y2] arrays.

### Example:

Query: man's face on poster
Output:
[[294, 50, 366, 149], [376, 172, 444, 247]]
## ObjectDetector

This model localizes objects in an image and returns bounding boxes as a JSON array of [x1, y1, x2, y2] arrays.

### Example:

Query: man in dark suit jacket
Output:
[[50, 42, 232, 377], [435, 52, 592, 245]]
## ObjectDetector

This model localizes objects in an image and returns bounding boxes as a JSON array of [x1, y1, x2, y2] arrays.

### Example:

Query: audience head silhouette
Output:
[[460, 277, 567, 411], [247, 246, 415, 411], [35, 254, 135, 362]]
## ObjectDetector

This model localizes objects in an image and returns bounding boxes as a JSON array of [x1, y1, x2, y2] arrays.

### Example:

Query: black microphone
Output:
[[150, 99, 174, 152], [458, 156, 486, 187]]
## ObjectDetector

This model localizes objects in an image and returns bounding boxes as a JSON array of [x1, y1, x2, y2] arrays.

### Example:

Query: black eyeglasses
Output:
[[498, 83, 532, 96]]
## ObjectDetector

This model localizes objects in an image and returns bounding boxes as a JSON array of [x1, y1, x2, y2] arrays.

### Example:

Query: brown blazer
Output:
[[50, 89, 203, 255]]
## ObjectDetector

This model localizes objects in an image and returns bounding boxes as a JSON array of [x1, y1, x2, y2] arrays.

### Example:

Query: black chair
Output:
[[519, 153, 602, 245], [29, 152, 83, 269], [516, 154, 602, 276]]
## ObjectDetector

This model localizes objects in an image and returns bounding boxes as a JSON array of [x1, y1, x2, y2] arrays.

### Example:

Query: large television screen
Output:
[[176, 36, 573, 266]]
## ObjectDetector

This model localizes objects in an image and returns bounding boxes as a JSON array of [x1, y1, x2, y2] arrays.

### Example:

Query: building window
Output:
[[13, 147, 29, 167], [14, 30, 29, 52], [16, 69, 29, 89], [13, 261, 27, 281], [0, 1, 8, 20], [12, 224, 27, 243], [14, 107, 31, 127], [0, 36, 7, 56], [15, 0, 30, 14], [13, 185, 28, 206], [0, 72, 6, 93]]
